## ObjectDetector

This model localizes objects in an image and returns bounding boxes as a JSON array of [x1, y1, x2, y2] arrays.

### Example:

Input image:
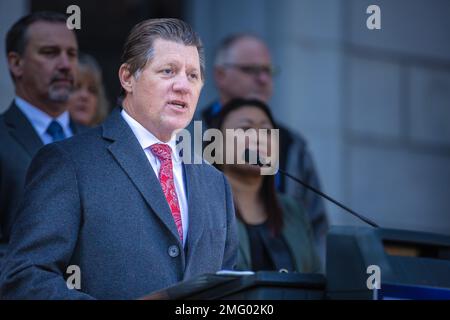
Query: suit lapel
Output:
[[183, 163, 205, 272], [103, 109, 182, 244], [3, 102, 43, 157]]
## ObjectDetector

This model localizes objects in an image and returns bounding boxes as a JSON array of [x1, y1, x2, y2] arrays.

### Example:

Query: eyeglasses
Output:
[[222, 64, 279, 77]]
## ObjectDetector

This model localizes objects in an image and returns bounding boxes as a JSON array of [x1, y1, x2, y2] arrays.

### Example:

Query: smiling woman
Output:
[[68, 53, 109, 127]]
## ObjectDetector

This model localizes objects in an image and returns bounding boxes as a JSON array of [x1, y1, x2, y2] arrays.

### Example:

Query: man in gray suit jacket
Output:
[[0, 18, 238, 299], [0, 12, 82, 265]]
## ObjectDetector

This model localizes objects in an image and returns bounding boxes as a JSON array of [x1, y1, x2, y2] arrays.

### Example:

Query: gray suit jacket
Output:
[[0, 102, 84, 263], [0, 108, 238, 299]]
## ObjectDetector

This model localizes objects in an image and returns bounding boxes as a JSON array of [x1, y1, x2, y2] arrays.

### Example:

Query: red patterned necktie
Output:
[[150, 143, 183, 242]]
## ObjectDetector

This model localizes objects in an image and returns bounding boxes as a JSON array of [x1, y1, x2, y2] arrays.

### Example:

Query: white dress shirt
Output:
[[15, 96, 73, 145], [121, 109, 189, 247]]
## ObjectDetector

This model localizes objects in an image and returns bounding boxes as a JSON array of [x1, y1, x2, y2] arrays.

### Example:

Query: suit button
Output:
[[168, 245, 180, 258]]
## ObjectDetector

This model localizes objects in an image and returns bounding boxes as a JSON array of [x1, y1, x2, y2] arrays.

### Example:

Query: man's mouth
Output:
[[51, 76, 74, 85], [51, 79, 72, 87], [167, 100, 187, 110]]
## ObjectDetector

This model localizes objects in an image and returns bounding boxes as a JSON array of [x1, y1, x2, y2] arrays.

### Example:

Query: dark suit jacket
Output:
[[0, 108, 238, 299], [0, 102, 85, 263]]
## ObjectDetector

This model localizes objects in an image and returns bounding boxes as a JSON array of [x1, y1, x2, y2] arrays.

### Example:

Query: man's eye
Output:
[[162, 69, 173, 75], [189, 73, 199, 80], [41, 50, 57, 56], [68, 50, 78, 58]]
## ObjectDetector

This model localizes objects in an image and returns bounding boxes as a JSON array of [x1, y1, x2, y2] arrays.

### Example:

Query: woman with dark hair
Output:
[[215, 98, 320, 273]]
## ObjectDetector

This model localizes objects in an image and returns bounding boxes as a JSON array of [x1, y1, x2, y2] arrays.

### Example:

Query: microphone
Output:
[[243, 148, 379, 228]]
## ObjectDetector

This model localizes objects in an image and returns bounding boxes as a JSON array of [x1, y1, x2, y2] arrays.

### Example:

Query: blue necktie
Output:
[[46, 120, 66, 142]]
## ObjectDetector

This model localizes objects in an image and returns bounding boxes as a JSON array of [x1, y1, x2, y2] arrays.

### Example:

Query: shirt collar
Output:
[[14, 96, 71, 136], [120, 109, 180, 162]]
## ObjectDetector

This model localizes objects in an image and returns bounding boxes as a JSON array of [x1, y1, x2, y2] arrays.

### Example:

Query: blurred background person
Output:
[[196, 34, 328, 267], [68, 53, 109, 127], [215, 98, 320, 273], [0, 11, 84, 267]]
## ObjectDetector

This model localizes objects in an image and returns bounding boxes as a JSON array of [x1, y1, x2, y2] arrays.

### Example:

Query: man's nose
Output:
[[172, 74, 192, 94], [57, 52, 74, 70], [256, 70, 272, 85]]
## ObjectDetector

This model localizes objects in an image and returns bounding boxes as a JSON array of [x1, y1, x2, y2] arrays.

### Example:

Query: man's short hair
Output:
[[119, 18, 204, 98], [6, 11, 69, 56], [214, 33, 264, 66]]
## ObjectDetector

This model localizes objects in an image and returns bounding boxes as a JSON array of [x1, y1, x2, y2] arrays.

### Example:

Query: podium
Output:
[[142, 271, 326, 300], [143, 226, 450, 300], [326, 226, 450, 299]]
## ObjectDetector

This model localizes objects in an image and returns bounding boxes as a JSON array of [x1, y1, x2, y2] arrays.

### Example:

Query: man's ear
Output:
[[7, 52, 24, 80], [118, 64, 133, 95]]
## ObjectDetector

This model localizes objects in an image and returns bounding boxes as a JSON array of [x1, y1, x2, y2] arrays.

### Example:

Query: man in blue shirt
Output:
[[0, 12, 84, 265]]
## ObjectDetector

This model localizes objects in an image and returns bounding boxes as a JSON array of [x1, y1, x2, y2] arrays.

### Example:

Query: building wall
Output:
[[186, 0, 450, 235], [0, 0, 27, 112], [1, 0, 449, 235]]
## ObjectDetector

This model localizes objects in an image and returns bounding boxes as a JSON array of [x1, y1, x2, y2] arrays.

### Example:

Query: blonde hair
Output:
[[77, 53, 109, 126]]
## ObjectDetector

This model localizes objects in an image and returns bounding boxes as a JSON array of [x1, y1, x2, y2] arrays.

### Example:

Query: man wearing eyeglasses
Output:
[[199, 34, 328, 268]]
